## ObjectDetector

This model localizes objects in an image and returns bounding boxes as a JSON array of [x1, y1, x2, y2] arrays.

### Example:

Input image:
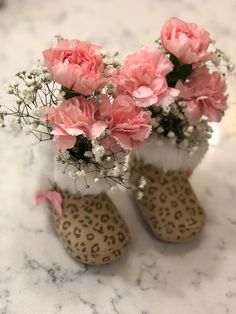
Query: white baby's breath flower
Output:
[[167, 131, 175, 138], [68, 169, 78, 179], [139, 176, 147, 190], [10, 118, 22, 131], [68, 169, 86, 178], [180, 139, 189, 148], [92, 145, 105, 162], [107, 167, 119, 177], [157, 127, 164, 133], [207, 125, 213, 133], [76, 169, 86, 177], [187, 126, 194, 133], [137, 191, 144, 200], [212, 55, 221, 67], [25, 78, 36, 87], [23, 124, 34, 135], [21, 87, 35, 105], [57, 150, 70, 161], [32, 107, 47, 118], [6, 85, 14, 94], [227, 63, 235, 73], [151, 118, 159, 128], [84, 151, 93, 158]]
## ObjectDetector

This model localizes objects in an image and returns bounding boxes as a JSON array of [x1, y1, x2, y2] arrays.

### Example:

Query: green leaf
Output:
[[169, 53, 181, 67], [69, 135, 92, 162], [61, 86, 81, 99], [166, 55, 192, 87]]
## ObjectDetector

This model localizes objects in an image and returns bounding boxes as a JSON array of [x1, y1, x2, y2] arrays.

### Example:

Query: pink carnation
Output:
[[46, 96, 107, 150], [98, 95, 151, 151], [115, 48, 178, 108], [43, 39, 107, 96], [176, 67, 228, 123], [160, 17, 215, 65]]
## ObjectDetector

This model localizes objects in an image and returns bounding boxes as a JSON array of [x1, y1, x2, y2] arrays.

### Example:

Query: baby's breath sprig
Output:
[[1, 62, 62, 142], [149, 102, 212, 153], [210, 46, 235, 75]]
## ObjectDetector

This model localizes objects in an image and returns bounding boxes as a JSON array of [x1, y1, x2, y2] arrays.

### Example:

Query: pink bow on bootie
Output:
[[35, 190, 63, 216]]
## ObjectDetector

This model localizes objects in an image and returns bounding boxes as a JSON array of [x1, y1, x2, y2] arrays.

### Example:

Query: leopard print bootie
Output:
[[129, 155, 205, 243], [50, 190, 131, 265]]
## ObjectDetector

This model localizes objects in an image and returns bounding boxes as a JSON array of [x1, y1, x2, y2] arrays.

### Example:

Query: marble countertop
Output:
[[1, 0, 236, 313]]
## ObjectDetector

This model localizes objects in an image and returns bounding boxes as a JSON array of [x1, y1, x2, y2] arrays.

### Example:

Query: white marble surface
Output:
[[1, 0, 236, 313]]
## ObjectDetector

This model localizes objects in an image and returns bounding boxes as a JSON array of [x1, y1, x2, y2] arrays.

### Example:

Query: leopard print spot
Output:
[[84, 206, 92, 214], [177, 194, 186, 203], [159, 178, 168, 185], [91, 243, 99, 253], [109, 235, 116, 245], [93, 226, 104, 234], [171, 201, 178, 207], [103, 256, 111, 263], [107, 225, 115, 232], [118, 231, 125, 242], [178, 224, 186, 234], [86, 233, 95, 241], [73, 227, 81, 238], [186, 207, 196, 215], [189, 217, 197, 226], [101, 214, 109, 223], [166, 222, 175, 234], [174, 211, 183, 220], [66, 204, 78, 214], [148, 187, 157, 194], [113, 217, 119, 224], [160, 193, 167, 203], [96, 203, 102, 210], [62, 221, 71, 230], [113, 249, 121, 257], [148, 204, 156, 212]]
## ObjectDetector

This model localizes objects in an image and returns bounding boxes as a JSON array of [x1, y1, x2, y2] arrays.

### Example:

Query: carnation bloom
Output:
[[176, 67, 228, 123], [43, 39, 107, 96], [46, 96, 107, 150], [98, 95, 151, 151], [160, 17, 215, 65], [115, 48, 178, 108]]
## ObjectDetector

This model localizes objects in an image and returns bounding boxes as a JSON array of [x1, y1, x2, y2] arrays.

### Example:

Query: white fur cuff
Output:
[[53, 161, 114, 195], [133, 138, 208, 172], [32, 142, 113, 195]]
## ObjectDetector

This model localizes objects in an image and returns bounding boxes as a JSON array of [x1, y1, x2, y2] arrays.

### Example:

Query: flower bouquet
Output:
[[1, 17, 233, 265], [127, 17, 232, 242]]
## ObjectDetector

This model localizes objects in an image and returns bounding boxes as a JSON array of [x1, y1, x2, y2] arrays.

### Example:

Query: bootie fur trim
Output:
[[32, 142, 115, 195], [54, 161, 115, 195], [133, 138, 208, 172]]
